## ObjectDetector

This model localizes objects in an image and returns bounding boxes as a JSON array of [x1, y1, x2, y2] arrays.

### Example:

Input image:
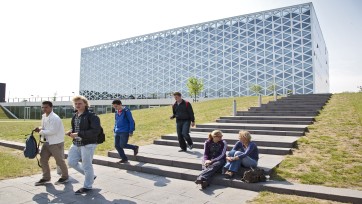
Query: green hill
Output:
[[0, 106, 11, 119]]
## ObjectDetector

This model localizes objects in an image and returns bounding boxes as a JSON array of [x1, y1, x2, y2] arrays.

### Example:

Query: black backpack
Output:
[[241, 167, 267, 183], [23, 130, 41, 167], [84, 112, 106, 144], [97, 127, 105, 144]]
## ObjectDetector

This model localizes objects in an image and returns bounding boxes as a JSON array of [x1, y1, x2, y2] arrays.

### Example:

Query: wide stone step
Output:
[[219, 116, 315, 122], [107, 145, 285, 174], [191, 128, 304, 136], [196, 123, 308, 132], [248, 107, 321, 112], [216, 119, 312, 125], [153, 139, 292, 155], [162, 132, 299, 148], [236, 111, 318, 116]]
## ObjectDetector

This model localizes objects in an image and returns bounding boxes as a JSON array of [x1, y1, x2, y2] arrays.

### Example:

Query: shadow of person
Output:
[[126, 170, 171, 187], [184, 150, 204, 158]]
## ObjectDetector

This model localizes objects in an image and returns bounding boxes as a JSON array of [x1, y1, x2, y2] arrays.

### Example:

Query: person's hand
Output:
[[34, 127, 41, 133], [204, 160, 212, 166], [170, 115, 175, 120], [65, 131, 72, 136], [129, 133, 133, 137], [226, 156, 232, 162], [69, 132, 78, 139], [191, 122, 195, 127]]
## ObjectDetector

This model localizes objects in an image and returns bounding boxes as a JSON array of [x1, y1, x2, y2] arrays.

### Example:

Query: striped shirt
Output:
[[72, 114, 83, 146]]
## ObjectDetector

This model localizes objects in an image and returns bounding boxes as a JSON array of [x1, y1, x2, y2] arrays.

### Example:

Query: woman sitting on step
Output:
[[223, 130, 259, 178], [195, 130, 227, 189]]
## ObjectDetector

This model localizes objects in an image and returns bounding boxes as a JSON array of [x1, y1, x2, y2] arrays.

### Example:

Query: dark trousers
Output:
[[176, 120, 193, 150], [114, 132, 137, 160], [197, 159, 226, 183]]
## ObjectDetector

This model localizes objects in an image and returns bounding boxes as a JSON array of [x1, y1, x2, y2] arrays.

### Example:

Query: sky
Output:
[[0, 0, 361, 100]]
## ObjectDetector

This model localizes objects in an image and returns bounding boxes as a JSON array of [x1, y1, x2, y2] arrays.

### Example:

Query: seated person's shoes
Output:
[[201, 181, 209, 189], [194, 179, 202, 185], [224, 171, 234, 179]]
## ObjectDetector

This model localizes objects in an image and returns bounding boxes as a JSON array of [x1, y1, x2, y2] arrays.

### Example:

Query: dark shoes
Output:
[[35, 179, 50, 186], [54, 178, 69, 185], [75, 188, 92, 195], [178, 149, 187, 152], [187, 144, 193, 150], [118, 159, 129, 163], [201, 181, 209, 189], [195, 179, 209, 189], [134, 146, 139, 156], [224, 171, 234, 179]]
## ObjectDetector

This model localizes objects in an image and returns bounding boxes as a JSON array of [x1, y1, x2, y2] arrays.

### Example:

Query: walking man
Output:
[[170, 92, 195, 152], [112, 99, 138, 163], [34, 101, 69, 186], [66, 96, 100, 195]]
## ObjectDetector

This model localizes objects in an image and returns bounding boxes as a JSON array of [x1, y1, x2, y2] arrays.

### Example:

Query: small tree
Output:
[[250, 84, 263, 107], [187, 77, 204, 102], [267, 83, 277, 101]]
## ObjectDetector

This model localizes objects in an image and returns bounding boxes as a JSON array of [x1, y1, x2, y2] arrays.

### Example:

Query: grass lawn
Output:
[[271, 93, 362, 191], [249, 191, 346, 204]]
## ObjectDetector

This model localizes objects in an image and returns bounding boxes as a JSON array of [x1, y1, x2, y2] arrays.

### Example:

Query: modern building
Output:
[[0, 83, 5, 102], [80, 2, 329, 100]]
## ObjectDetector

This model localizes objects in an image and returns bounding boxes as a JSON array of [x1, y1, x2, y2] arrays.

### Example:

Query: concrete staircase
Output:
[[107, 94, 332, 191]]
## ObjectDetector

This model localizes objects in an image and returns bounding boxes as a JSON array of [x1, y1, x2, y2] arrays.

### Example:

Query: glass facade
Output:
[[80, 3, 329, 100]]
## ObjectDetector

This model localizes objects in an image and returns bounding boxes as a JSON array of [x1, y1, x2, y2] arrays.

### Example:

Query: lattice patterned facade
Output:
[[80, 3, 329, 100]]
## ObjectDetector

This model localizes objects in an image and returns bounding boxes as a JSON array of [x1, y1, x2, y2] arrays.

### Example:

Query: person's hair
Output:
[[173, 92, 182, 97], [42, 101, 53, 107], [239, 130, 251, 142], [208, 130, 223, 141], [72, 95, 90, 109], [112, 99, 122, 105]]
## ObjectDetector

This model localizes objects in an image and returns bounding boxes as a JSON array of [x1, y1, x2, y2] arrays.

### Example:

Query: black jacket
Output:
[[71, 110, 101, 145], [172, 99, 195, 122]]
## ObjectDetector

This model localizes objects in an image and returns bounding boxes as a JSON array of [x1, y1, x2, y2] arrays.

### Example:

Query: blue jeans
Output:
[[68, 143, 97, 189], [115, 132, 137, 160], [176, 120, 193, 150], [224, 150, 257, 173]]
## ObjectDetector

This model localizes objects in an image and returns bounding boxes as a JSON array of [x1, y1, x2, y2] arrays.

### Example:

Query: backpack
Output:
[[97, 126, 106, 144], [241, 167, 266, 183], [81, 112, 105, 144], [23, 130, 41, 167]]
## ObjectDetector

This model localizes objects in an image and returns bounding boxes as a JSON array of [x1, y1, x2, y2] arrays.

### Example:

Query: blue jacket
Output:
[[114, 107, 135, 134], [232, 141, 259, 161]]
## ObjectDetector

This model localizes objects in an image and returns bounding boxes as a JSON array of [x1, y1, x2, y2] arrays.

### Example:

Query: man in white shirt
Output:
[[34, 101, 69, 186]]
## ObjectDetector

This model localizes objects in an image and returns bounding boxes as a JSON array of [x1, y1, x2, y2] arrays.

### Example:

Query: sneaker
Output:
[[54, 178, 69, 185], [201, 181, 209, 189], [187, 144, 193, 150], [194, 179, 202, 185], [35, 179, 50, 186], [134, 146, 139, 156], [74, 188, 92, 195], [117, 159, 129, 163], [178, 149, 186, 152]]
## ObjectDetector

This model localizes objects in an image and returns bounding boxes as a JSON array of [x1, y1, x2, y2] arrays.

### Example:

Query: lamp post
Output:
[[23, 100, 27, 121]]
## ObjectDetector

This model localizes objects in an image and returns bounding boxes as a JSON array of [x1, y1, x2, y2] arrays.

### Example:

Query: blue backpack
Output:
[[24, 130, 41, 167]]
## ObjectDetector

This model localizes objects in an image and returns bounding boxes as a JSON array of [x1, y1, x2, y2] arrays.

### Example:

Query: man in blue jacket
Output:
[[112, 99, 138, 163]]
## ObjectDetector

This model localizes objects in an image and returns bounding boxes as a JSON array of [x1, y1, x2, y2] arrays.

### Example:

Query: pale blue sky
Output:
[[0, 0, 361, 99]]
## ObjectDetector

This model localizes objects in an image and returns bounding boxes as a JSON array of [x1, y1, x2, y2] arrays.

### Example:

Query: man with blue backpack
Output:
[[112, 99, 138, 163]]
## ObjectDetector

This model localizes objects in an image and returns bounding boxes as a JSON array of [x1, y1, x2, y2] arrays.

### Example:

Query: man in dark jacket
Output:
[[170, 92, 195, 152], [66, 96, 101, 195]]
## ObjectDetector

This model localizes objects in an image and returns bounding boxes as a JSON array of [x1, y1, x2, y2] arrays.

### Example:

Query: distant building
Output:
[[80, 2, 329, 100], [0, 83, 5, 102]]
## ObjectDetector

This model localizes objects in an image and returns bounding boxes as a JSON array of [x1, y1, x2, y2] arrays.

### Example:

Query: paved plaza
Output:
[[0, 164, 258, 204]]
